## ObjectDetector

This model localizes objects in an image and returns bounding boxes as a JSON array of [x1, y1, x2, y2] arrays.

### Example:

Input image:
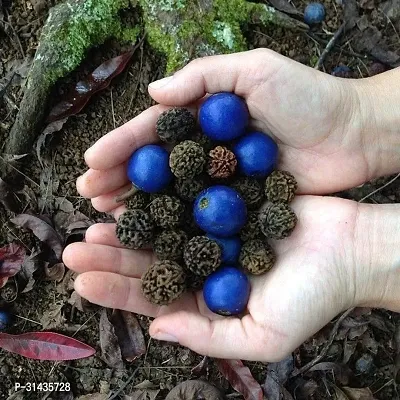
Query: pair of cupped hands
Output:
[[63, 49, 400, 362]]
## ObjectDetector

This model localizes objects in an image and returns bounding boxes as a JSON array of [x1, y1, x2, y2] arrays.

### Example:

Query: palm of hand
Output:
[[65, 49, 370, 361]]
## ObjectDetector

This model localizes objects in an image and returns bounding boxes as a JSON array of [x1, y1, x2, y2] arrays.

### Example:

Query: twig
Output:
[[291, 308, 354, 377], [108, 364, 142, 400], [314, 23, 346, 70], [110, 88, 116, 129], [358, 173, 400, 203]]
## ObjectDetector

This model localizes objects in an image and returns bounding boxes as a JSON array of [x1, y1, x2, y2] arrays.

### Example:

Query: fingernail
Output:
[[149, 76, 174, 89], [152, 331, 179, 343]]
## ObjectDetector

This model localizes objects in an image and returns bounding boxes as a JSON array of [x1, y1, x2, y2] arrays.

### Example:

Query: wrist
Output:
[[353, 70, 400, 178], [353, 203, 400, 311]]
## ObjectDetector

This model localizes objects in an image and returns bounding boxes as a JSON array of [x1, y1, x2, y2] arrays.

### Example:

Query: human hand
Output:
[[63, 49, 400, 361]]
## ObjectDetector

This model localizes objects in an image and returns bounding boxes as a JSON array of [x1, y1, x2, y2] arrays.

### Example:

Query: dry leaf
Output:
[[11, 214, 63, 260], [309, 362, 352, 386], [165, 380, 224, 400], [191, 356, 209, 376], [68, 290, 92, 312], [76, 394, 108, 400], [110, 310, 146, 362], [44, 262, 65, 282], [215, 359, 264, 400], [263, 355, 294, 400], [40, 302, 66, 330], [99, 308, 124, 369], [342, 387, 376, 400], [0, 243, 26, 289], [124, 390, 159, 400]]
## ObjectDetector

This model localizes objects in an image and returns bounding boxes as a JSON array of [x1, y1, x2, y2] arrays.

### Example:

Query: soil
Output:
[[0, 0, 399, 399]]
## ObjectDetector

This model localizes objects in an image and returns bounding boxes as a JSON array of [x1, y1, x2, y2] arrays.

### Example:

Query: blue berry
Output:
[[0, 309, 11, 331], [233, 131, 278, 178], [331, 65, 353, 78], [206, 234, 241, 264], [304, 2, 326, 25], [127, 145, 173, 193], [203, 266, 250, 316], [194, 186, 247, 237], [199, 93, 249, 141]]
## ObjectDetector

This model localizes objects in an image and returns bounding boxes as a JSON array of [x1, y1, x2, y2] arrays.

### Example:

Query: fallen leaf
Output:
[[0, 243, 26, 288], [0, 331, 95, 360], [343, 0, 360, 29], [5, 390, 25, 400], [342, 387, 376, 400], [191, 356, 209, 376], [308, 362, 352, 385], [19, 249, 41, 293], [99, 308, 124, 369], [215, 359, 264, 400], [124, 390, 159, 400], [110, 310, 146, 362], [343, 339, 357, 364], [361, 331, 379, 355], [68, 290, 93, 312], [47, 49, 136, 123], [165, 380, 224, 400], [44, 262, 66, 282], [36, 118, 68, 167], [40, 302, 66, 330], [0, 178, 19, 212], [263, 355, 294, 400], [76, 395, 108, 400], [360, 0, 375, 9], [266, 0, 302, 16], [11, 214, 63, 260]]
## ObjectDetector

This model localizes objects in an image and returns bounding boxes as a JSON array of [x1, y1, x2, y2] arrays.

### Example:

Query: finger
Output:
[[90, 183, 132, 213], [76, 163, 128, 199], [74, 272, 158, 316], [84, 223, 124, 248], [84, 104, 168, 170], [63, 242, 154, 277], [74, 271, 200, 318], [149, 311, 286, 362], [148, 49, 275, 107]]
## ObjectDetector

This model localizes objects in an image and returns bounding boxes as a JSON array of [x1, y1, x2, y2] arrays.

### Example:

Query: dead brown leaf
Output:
[[44, 262, 65, 282], [76, 395, 108, 400], [191, 356, 209, 376], [343, 339, 357, 364], [19, 249, 41, 293], [266, 0, 302, 16], [308, 362, 352, 385], [110, 310, 146, 362], [165, 380, 224, 400], [40, 302, 66, 329], [99, 308, 124, 369], [11, 214, 63, 260], [68, 290, 93, 312], [342, 387, 376, 400], [263, 355, 294, 400], [124, 388, 159, 400]]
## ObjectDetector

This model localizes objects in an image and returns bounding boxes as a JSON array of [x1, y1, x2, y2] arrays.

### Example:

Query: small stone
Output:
[[183, 236, 221, 277], [259, 203, 297, 240], [116, 210, 154, 249], [141, 261, 187, 306], [169, 140, 206, 179], [149, 195, 185, 228], [125, 190, 150, 210], [153, 230, 188, 261], [240, 211, 263, 241], [207, 146, 237, 179], [174, 177, 207, 202], [156, 108, 196, 143], [239, 240, 276, 275], [264, 170, 297, 203], [231, 177, 264, 209]]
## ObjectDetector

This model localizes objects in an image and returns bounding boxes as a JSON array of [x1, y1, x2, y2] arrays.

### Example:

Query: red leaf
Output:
[[47, 48, 136, 123], [0, 331, 95, 360], [0, 243, 26, 281], [215, 359, 264, 400]]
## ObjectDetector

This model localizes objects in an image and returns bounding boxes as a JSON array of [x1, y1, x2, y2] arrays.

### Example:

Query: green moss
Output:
[[33, 0, 138, 88]]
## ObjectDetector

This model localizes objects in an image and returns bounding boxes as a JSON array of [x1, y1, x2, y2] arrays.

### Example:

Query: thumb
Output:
[[148, 49, 274, 106], [149, 310, 287, 362]]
